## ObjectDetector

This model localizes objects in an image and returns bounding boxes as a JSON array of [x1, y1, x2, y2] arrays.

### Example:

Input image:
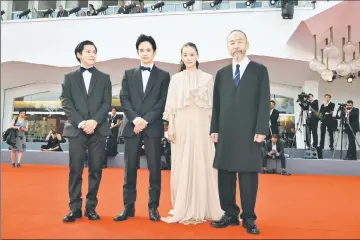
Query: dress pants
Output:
[[68, 131, 106, 210], [218, 169, 258, 221], [123, 132, 162, 209]]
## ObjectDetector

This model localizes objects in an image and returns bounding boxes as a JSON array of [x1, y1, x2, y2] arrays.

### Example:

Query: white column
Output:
[[1, 0, 13, 20], [295, 80, 320, 149]]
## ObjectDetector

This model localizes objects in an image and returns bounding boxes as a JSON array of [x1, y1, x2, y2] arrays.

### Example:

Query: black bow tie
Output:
[[140, 66, 151, 72], [80, 66, 94, 73]]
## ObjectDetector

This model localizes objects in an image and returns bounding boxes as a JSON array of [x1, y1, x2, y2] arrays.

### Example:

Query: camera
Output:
[[296, 92, 309, 103]]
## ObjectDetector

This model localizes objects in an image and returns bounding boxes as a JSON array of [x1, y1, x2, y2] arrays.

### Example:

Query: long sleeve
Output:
[[163, 75, 176, 134], [120, 71, 139, 123], [92, 75, 112, 125], [142, 72, 170, 124], [210, 71, 220, 134], [60, 74, 85, 127], [255, 66, 271, 135]]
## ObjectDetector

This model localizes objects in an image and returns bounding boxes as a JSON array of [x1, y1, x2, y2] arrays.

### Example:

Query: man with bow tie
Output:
[[61, 40, 112, 222], [115, 34, 170, 222]]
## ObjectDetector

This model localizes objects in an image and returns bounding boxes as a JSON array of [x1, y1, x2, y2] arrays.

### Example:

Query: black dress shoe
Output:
[[84, 209, 100, 220], [149, 208, 160, 221], [63, 209, 82, 222], [114, 207, 135, 221], [211, 214, 240, 228], [242, 220, 260, 234]]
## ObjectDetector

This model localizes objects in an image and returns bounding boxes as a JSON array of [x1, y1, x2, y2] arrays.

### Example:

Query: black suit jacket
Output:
[[120, 65, 170, 138], [265, 140, 284, 156], [57, 10, 69, 17], [60, 68, 112, 138], [342, 107, 360, 133], [270, 108, 279, 134]]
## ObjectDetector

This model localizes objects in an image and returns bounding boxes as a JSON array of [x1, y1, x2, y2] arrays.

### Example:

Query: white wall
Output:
[[1, 4, 339, 66]]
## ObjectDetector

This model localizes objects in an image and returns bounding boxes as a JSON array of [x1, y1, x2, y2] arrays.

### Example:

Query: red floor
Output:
[[2, 164, 360, 239]]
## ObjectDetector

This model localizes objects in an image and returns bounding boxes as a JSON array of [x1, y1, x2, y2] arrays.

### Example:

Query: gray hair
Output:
[[227, 30, 248, 41]]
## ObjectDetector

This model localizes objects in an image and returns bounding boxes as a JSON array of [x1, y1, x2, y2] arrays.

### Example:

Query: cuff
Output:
[[78, 121, 86, 128]]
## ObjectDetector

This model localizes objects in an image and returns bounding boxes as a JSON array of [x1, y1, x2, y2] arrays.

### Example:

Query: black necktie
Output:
[[140, 66, 151, 72], [80, 66, 94, 73]]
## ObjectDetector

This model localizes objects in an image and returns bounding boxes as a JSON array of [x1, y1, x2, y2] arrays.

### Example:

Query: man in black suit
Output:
[[301, 93, 319, 148], [61, 40, 112, 222], [319, 94, 335, 150], [262, 134, 290, 176], [117, 0, 129, 14], [57, 5, 69, 17], [114, 34, 170, 222], [342, 100, 359, 160], [210, 30, 270, 234], [268, 100, 279, 139]]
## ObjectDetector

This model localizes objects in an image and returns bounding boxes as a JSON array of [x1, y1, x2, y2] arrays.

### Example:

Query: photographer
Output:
[[338, 100, 359, 160], [262, 134, 290, 176], [319, 94, 336, 150], [298, 93, 319, 148], [41, 129, 63, 152]]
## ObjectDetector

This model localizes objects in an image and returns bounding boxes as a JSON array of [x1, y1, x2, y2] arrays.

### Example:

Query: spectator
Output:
[[41, 129, 63, 152], [57, 6, 69, 17]]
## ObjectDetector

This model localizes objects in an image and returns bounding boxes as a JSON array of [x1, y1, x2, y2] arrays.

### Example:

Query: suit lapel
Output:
[[134, 67, 144, 98], [75, 69, 87, 99], [143, 66, 158, 100], [88, 69, 99, 96]]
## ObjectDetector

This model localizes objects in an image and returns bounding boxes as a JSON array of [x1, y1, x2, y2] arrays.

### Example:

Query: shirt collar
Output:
[[141, 63, 154, 70], [233, 56, 250, 67]]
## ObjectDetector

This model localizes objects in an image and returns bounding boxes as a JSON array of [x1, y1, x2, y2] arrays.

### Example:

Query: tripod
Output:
[[332, 108, 360, 160], [289, 108, 317, 159]]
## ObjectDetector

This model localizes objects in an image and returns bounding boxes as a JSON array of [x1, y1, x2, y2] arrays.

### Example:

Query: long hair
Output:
[[179, 42, 199, 72]]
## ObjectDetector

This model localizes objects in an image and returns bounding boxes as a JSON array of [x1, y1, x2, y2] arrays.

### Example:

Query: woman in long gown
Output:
[[161, 42, 224, 225]]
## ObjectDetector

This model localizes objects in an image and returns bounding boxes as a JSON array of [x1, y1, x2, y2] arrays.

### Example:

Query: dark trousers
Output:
[[345, 128, 357, 159], [262, 154, 286, 169], [218, 170, 258, 221], [307, 119, 318, 147], [320, 122, 334, 149], [68, 131, 106, 211], [123, 132, 162, 209]]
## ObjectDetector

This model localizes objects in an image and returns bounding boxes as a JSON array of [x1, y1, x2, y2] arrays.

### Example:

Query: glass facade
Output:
[[12, 91, 123, 142]]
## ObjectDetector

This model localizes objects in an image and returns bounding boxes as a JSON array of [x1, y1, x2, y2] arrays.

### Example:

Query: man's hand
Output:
[[134, 125, 142, 134], [254, 134, 265, 143], [81, 120, 98, 135], [276, 152, 280, 157], [168, 134, 175, 143], [134, 117, 148, 130], [211, 133, 218, 143]]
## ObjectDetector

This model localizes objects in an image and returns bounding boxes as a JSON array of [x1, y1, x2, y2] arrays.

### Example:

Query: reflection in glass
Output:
[[271, 94, 294, 114], [278, 116, 296, 148]]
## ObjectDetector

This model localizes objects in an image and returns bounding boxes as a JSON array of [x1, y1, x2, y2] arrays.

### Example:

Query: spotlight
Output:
[[96, 5, 108, 14], [281, 0, 294, 19], [246, 0, 256, 7], [18, 9, 31, 19], [270, 0, 278, 5], [210, 0, 222, 7], [347, 74, 355, 83], [43, 8, 54, 17], [151, 1, 165, 11], [183, 0, 195, 8], [69, 6, 81, 15], [125, 3, 136, 12]]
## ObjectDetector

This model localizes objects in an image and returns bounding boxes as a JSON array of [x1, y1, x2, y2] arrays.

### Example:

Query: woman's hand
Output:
[[168, 134, 175, 144]]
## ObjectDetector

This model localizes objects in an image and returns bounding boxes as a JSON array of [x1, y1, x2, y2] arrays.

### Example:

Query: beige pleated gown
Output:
[[161, 69, 224, 225]]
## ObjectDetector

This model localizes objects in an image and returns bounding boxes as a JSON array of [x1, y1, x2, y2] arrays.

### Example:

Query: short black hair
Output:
[[74, 40, 97, 63], [270, 100, 276, 105], [308, 93, 313, 97], [271, 134, 279, 139], [324, 93, 331, 98], [136, 34, 157, 52], [18, 108, 26, 114], [228, 29, 248, 41], [347, 100, 353, 105]]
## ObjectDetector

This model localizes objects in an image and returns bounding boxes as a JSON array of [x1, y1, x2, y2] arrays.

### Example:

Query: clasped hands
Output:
[[210, 133, 266, 143], [80, 120, 98, 135], [133, 117, 148, 134]]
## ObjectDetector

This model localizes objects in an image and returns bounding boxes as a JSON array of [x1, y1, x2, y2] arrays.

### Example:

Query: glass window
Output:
[[103, 0, 119, 6], [13, 91, 63, 113], [38, 1, 57, 10], [12, 0, 29, 11], [271, 94, 294, 114], [278, 115, 296, 147]]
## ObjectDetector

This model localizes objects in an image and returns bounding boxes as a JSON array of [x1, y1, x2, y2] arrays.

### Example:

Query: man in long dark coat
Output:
[[210, 30, 270, 235]]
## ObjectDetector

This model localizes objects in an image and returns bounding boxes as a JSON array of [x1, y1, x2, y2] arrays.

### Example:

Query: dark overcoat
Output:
[[210, 62, 270, 172]]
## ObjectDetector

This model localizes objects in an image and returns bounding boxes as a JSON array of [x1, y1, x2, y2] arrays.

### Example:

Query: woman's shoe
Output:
[[16, 163, 21, 168], [12, 163, 15, 168]]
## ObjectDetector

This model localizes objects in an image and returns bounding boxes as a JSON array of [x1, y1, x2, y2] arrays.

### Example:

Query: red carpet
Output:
[[1, 164, 360, 239]]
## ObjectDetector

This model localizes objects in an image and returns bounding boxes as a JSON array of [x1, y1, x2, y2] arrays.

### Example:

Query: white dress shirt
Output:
[[78, 65, 93, 128], [232, 56, 251, 80], [133, 63, 154, 125]]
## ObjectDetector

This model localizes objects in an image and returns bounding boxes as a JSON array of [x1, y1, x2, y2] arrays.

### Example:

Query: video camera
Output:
[[296, 92, 310, 103]]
